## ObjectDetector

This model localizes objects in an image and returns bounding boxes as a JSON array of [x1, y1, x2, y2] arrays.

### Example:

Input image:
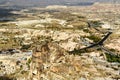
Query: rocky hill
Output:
[[0, 4, 120, 80]]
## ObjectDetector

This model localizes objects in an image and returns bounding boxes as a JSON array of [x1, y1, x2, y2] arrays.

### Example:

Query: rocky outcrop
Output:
[[29, 41, 120, 80]]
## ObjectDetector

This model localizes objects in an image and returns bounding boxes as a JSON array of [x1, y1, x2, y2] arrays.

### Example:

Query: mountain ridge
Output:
[[0, 0, 119, 7]]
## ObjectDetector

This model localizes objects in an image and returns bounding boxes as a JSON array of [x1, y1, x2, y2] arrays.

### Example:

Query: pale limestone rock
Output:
[[46, 5, 67, 9], [67, 25, 74, 28], [52, 32, 69, 41], [105, 39, 120, 53], [88, 52, 101, 57], [59, 41, 79, 51], [102, 22, 111, 29], [35, 24, 45, 28]]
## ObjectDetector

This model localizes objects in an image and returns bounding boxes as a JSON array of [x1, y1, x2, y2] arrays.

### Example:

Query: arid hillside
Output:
[[0, 3, 120, 80]]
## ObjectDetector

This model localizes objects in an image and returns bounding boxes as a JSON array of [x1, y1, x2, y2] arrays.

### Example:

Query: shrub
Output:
[[86, 35, 101, 43], [0, 76, 16, 80], [83, 29, 91, 33], [21, 44, 31, 50], [105, 53, 120, 63]]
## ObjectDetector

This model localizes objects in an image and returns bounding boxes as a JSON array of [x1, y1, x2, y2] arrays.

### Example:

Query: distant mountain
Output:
[[0, 0, 119, 7]]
